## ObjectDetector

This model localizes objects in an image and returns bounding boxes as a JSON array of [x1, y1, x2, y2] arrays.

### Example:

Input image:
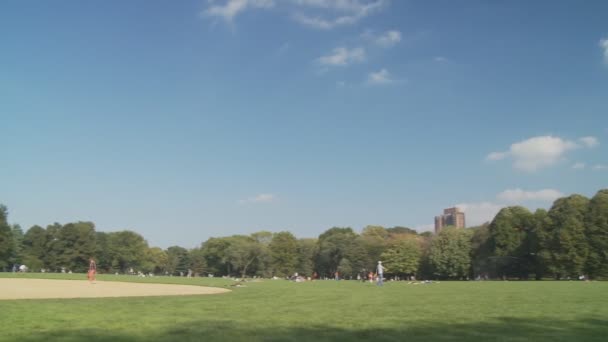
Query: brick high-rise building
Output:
[[434, 207, 466, 234]]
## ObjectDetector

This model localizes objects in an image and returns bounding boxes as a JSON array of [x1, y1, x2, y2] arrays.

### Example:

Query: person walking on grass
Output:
[[376, 261, 385, 286], [88, 257, 97, 284]]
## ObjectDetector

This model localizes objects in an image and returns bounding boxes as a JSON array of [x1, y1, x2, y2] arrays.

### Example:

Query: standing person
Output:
[[368, 271, 374, 283], [376, 261, 384, 286], [88, 258, 97, 283]]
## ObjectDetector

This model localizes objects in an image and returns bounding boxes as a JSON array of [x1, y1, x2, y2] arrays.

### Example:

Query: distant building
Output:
[[434, 207, 466, 234]]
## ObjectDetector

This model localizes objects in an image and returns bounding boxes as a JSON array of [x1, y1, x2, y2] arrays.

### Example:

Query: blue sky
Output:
[[1, 0, 607, 248]]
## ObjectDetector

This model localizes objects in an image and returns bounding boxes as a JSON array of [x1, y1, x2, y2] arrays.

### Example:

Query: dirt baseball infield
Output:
[[0, 278, 230, 300]]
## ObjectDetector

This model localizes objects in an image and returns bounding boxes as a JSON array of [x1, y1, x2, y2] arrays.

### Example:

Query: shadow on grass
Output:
[[14, 317, 608, 342]]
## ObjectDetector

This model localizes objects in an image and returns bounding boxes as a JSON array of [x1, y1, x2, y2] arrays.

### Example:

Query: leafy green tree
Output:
[[469, 224, 493, 278], [9, 224, 24, 267], [107, 230, 148, 273], [585, 189, 608, 278], [201, 237, 232, 276], [94, 232, 113, 272], [22, 225, 48, 271], [0, 205, 14, 270], [249, 231, 272, 277], [380, 235, 421, 277], [188, 247, 207, 276], [55, 222, 97, 272], [488, 207, 535, 279], [315, 227, 363, 277], [296, 238, 317, 276], [226, 235, 264, 278], [544, 195, 590, 279], [428, 227, 472, 279], [166, 246, 190, 275], [337, 258, 353, 278], [386, 226, 418, 236], [143, 246, 168, 275], [269, 231, 298, 277], [360, 225, 389, 272], [44, 223, 64, 271]]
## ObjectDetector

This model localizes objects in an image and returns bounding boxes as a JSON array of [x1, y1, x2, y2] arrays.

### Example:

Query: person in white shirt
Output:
[[376, 261, 384, 286]]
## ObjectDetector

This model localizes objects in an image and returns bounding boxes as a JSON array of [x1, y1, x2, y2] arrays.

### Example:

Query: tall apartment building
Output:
[[434, 207, 466, 234]]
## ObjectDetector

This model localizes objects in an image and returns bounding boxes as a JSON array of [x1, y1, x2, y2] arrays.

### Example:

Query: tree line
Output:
[[1, 189, 607, 280]]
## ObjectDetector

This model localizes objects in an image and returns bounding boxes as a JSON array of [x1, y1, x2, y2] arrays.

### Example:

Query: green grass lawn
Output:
[[1, 273, 607, 342]]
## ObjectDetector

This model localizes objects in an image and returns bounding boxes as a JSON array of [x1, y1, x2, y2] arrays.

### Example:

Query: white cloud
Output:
[[455, 202, 503, 226], [434, 56, 448, 63], [367, 68, 394, 84], [204, 0, 388, 29], [486, 151, 508, 161], [594, 164, 608, 170], [572, 162, 586, 169], [362, 29, 401, 47], [600, 38, 608, 64], [579, 136, 599, 148], [497, 188, 564, 203], [317, 47, 365, 66], [293, 0, 387, 29], [203, 0, 274, 22], [486, 135, 597, 172], [238, 193, 276, 204]]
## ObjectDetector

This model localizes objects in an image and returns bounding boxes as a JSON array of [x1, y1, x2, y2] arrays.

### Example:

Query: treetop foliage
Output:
[[1, 188, 607, 279]]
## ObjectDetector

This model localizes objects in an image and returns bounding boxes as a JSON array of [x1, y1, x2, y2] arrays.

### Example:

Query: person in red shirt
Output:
[[88, 258, 97, 283]]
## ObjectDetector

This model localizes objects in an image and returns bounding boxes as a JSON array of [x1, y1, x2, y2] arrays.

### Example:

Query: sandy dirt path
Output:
[[0, 278, 230, 300]]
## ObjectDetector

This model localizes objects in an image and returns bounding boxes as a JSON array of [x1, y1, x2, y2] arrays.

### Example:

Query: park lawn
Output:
[[0, 274, 607, 342]]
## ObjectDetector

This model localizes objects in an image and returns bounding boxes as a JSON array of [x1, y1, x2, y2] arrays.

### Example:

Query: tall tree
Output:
[[469, 224, 493, 278], [166, 246, 189, 275], [296, 238, 317, 276], [44, 223, 64, 271], [428, 227, 472, 279], [188, 247, 207, 276], [22, 225, 48, 271], [9, 224, 24, 267], [201, 237, 232, 276], [360, 225, 389, 271], [315, 227, 362, 277], [488, 206, 534, 279], [269, 231, 298, 277], [380, 235, 421, 277], [0, 205, 14, 270], [585, 189, 608, 278], [544, 195, 590, 279], [143, 247, 168, 275], [56, 222, 97, 272], [107, 230, 148, 273], [226, 235, 264, 278]]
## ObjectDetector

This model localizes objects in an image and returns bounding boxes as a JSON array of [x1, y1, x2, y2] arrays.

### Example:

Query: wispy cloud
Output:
[[293, 0, 388, 30], [600, 37, 608, 64], [203, 0, 274, 22], [594, 164, 608, 171], [367, 68, 395, 84], [434, 56, 448, 63], [361, 29, 401, 47], [203, 0, 388, 29], [486, 135, 599, 172], [579, 136, 599, 148], [238, 193, 276, 204], [497, 188, 564, 203], [572, 162, 586, 169], [317, 47, 365, 66]]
